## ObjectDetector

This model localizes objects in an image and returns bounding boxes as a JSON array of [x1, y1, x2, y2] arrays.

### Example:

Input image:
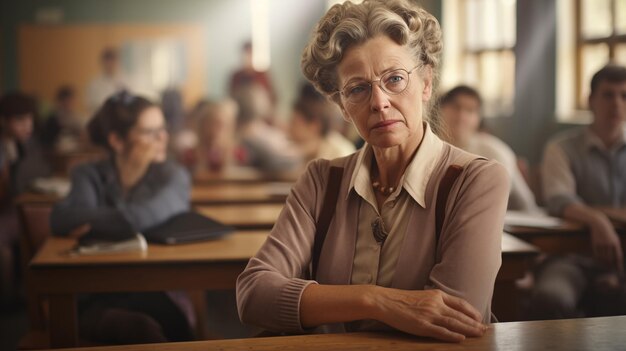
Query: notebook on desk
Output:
[[143, 211, 235, 245]]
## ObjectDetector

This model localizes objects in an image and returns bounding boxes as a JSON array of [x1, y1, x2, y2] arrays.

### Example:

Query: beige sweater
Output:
[[236, 142, 509, 333]]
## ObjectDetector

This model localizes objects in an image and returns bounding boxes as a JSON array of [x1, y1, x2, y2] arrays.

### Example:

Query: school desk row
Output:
[[28, 230, 537, 348]]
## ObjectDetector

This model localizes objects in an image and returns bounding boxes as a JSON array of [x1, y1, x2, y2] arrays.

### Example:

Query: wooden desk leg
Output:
[[48, 293, 78, 348], [188, 290, 208, 340]]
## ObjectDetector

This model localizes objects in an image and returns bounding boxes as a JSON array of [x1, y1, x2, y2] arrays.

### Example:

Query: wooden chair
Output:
[[17, 202, 53, 349]]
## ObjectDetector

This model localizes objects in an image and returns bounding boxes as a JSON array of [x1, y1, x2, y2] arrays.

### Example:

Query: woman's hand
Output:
[[369, 287, 487, 342]]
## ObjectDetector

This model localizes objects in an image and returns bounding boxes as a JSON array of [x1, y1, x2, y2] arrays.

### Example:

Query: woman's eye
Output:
[[386, 75, 404, 84], [348, 85, 367, 96]]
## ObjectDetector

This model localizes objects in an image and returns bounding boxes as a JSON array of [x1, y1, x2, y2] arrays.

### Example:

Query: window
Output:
[[557, 0, 626, 122], [442, 0, 517, 118]]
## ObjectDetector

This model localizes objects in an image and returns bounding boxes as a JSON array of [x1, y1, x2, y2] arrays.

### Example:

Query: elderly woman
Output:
[[236, 0, 509, 343]]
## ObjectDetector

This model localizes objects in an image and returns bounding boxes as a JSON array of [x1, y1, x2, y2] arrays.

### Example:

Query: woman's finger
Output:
[[441, 306, 486, 334], [413, 320, 466, 343], [441, 293, 483, 322], [432, 313, 485, 338]]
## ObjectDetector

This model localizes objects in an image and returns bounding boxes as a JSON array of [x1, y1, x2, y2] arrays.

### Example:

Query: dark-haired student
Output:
[[439, 85, 540, 213], [534, 64, 626, 319], [0, 91, 51, 305], [50, 91, 194, 344], [40, 85, 84, 152]]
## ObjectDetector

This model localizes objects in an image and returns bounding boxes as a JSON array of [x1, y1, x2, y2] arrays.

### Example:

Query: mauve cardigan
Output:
[[237, 142, 509, 333]]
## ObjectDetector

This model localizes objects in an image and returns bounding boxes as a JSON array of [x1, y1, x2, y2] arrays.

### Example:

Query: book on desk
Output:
[[72, 211, 235, 255]]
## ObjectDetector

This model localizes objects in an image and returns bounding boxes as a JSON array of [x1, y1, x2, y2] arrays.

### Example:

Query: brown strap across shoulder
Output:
[[311, 166, 344, 280], [434, 164, 464, 244]]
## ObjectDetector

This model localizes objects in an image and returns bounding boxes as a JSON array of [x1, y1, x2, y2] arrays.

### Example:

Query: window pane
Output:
[[462, 53, 479, 85], [581, 0, 612, 39], [480, 0, 499, 49], [465, 0, 480, 50], [617, 0, 626, 34], [580, 44, 610, 106], [480, 50, 515, 117], [500, 0, 517, 48]]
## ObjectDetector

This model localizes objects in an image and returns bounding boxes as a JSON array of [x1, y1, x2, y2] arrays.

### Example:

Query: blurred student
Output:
[[87, 47, 128, 113], [41, 85, 84, 152], [229, 41, 276, 108], [233, 84, 302, 173], [288, 84, 355, 161], [440, 85, 540, 213], [194, 99, 238, 172], [534, 64, 626, 319], [50, 91, 194, 344], [0, 92, 50, 304]]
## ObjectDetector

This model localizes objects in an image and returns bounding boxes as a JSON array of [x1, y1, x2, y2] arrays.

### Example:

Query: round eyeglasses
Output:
[[336, 66, 419, 105]]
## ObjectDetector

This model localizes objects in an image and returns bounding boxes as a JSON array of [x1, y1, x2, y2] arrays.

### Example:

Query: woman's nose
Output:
[[370, 84, 390, 112]]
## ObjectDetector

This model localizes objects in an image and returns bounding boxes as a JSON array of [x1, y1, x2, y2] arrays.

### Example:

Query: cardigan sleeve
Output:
[[428, 159, 509, 323], [50, 163, 119, 236], [116, 163, 191, 231], [236, 159, 328, 333]]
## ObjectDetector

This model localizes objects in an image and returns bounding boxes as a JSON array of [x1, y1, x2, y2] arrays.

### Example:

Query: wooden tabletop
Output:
[[31, 231, 269, 267], [190, 182, 293, 205], [49, 316, 626, 351], [192, 167, 299, 184], [196, 204, 283, 229]]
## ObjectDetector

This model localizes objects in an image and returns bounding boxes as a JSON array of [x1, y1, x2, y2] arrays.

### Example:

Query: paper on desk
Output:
[[32, 177, 71, 197], [505, 210, 563, 228]]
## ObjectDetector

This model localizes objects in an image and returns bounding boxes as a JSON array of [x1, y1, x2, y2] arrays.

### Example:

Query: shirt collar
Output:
[[584, 126, 626, 152], [347, 123, 444, 208]]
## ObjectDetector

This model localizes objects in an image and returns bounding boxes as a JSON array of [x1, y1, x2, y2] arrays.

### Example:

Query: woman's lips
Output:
[[372, 120, 401, 130]]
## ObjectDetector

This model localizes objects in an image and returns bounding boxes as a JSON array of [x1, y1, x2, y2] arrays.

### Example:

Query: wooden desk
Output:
[[191, 183, 293, 205], [193, 167, 299, 184], [493, 233, 539, 321], [32, 232, 535, 348], [29, 231, 269, 348], [50, 316, 626, 351], [505, 220, 626, 255], [196, 204, 284, 230]]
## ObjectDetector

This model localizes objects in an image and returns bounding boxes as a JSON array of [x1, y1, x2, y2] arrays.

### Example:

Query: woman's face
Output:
[[336, 35, 432, 149], [440, 94, 481, 147], [126, 106, 169, 163]]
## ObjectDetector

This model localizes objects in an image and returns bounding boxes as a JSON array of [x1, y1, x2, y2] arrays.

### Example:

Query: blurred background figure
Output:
[[439, 85, 540, 213], [50, 90, 194, 344], [40, 85, 85, 153], [288, 83, 355, 161], [161, 87, 185, 133], [229, 41, 276, 124], [232, 83, 301, 174], [178, 98, 238, 172], [86, 47, 128, 113], [0, 91, 50, 307]]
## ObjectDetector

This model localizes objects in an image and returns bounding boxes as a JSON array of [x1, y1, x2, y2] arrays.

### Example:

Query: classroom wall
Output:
[[1, 0, 566, 165], [0, 0, 329, 118]]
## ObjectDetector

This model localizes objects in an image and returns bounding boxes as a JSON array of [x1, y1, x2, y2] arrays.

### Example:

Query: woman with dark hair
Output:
[[50, 91, 194, 344]]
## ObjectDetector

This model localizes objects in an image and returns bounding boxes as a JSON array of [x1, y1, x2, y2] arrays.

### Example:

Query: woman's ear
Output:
[[107, 132, 125, 155], [421, 66, 434, 102]]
